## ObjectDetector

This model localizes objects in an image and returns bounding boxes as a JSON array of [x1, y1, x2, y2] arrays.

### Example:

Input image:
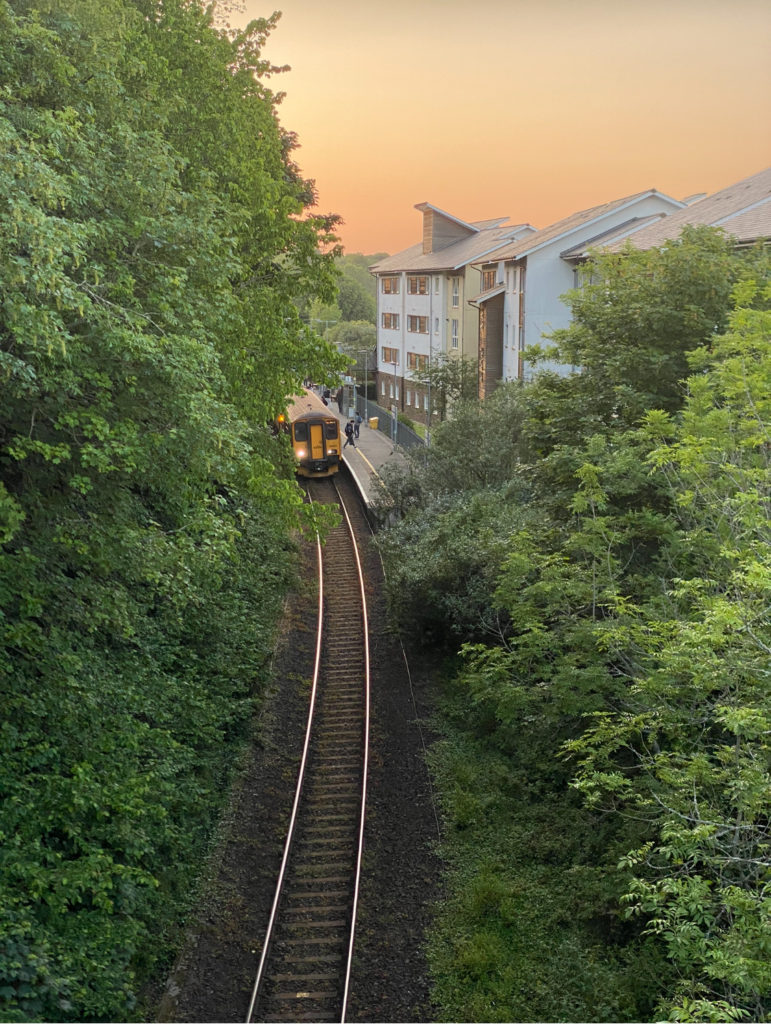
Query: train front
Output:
[[291, 411, 341, 476]]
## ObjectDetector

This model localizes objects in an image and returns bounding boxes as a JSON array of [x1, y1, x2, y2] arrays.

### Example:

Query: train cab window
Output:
[[294, 422, 309, 441], [324, 420, 338, 439]]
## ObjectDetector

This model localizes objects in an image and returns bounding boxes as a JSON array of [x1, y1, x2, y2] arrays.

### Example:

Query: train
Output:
[[277, 388, 342, 477]]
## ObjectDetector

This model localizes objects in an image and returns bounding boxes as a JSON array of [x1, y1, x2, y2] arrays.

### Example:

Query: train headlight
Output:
[[296, 448, 306, 458], [327, 448, 335, 455]]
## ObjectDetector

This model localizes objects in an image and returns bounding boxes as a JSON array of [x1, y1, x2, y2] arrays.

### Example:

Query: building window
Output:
[[381, 380, 386, 396], [482, 268, 497, 291], [434, 277, 440, 294], [452, 277, 459, 307], [407, 315, 428, 334], [423, 393, 429, 411], [434, 317, 439, 334], [407, 352, 429, 371], [381, 346, 399, 364], [406, 389, 412, 405], [407, 275, 428, 294], [451, 318, 459, 349], [381, 276, 399, 294], [381, 312, 399, 330], [395, 383, 400, 400]]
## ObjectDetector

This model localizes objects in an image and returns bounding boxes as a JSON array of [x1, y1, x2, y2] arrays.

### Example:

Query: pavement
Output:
[[327, 401, 407, 507]]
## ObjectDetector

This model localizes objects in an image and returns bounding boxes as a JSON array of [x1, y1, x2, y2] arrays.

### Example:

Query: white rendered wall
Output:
[[506, 194, 685, 379]]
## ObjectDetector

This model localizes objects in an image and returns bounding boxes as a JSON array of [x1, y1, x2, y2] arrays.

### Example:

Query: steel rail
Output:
[[244, 499, 325, 1024], [333, 479, 371, 1024], [245, 477, 371, 1023]]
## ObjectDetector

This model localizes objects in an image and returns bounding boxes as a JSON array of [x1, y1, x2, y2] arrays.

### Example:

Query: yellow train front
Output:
[[282, 389, 341, 477]]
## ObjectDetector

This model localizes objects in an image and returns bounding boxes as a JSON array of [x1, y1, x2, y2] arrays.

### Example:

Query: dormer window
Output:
[[482, 268, 498, 291]]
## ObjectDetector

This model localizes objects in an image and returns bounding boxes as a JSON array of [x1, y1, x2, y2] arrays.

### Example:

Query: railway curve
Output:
[[155, 467, 439, 1024], [246, 477, 370, 1023]]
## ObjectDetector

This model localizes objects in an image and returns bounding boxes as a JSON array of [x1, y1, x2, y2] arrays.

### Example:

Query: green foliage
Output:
[[374, 383, 534, 644], [377, 488, 527, 645], [0, 0, 340, 1018], [301, 252, 383, 329], [377, 234, 771, 1020], [335, 252, 382, 323], [411, 353, 479, 421], [426, 712, 668, 1023], [568, 285, 771, 1021]]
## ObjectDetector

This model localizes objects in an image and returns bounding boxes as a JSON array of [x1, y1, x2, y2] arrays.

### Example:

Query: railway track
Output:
[[246, 475, 370, 1024]]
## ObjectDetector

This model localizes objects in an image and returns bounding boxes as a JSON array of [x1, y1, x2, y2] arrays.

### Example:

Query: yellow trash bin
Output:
[[368, 416, 378, 430]]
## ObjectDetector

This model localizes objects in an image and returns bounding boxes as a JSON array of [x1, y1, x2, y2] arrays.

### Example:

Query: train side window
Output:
[[324, 421, 339, 439], [294, 422, 309, 441]]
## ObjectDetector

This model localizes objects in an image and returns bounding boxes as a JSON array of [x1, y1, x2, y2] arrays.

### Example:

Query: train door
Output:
[[308, 421, 325, 461]]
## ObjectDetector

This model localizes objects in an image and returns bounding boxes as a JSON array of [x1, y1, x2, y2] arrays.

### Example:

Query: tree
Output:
[[375, 231, 769, 1022], [411, 353, 479, 422], [525, 226, 740, 458], [568, 282, 771, 1022], [338, 276, 375, 322], [0, 1, 343, 1017]]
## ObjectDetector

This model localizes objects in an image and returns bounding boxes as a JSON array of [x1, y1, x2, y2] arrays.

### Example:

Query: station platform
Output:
[[328, 404, 406, 508]]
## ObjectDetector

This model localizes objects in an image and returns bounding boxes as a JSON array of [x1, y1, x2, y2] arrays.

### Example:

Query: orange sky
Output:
[[236, 0, 771, 255]]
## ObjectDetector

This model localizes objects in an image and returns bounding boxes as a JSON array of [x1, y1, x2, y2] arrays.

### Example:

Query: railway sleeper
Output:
[[275, 935, 345, 948], [282, 919, 348, 929], [304, 787, 360, 799], [291, 871, 351, 882], [306, 782, 360, 795], [301, 809, 357, 820], [283, 909, 349, 921], [286, 892, 350, 904], [278, 950, 344, 958]]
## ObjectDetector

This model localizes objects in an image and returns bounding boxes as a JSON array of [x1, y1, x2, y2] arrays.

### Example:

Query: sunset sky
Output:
[[236, 0, 771, 256]]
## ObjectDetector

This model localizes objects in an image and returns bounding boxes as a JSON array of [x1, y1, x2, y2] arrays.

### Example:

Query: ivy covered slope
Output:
[[376, 229, 770, 1023], [0, 1, 343, 1020]]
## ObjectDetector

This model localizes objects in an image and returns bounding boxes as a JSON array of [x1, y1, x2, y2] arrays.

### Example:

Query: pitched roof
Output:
[[559, 214, 669, 259], [475, 189, 684, 264], [604, 167, 771, 251], [469, 283, 506, 305], [370, 220, 535, 274]]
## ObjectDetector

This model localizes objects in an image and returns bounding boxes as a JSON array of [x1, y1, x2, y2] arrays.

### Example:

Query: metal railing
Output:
[[355, 396, 426, 451]]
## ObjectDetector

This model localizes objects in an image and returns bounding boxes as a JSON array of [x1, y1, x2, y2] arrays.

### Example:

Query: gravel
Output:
[[154, 476, 443, 1023]]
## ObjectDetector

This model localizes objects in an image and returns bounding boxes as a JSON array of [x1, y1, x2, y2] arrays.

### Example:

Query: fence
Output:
[[355, 396, 426, 451]]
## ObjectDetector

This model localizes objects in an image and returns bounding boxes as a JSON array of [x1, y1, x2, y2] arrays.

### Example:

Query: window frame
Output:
[[407, 275, 428, 295]]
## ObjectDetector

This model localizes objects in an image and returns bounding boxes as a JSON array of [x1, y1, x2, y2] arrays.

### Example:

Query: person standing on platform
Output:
[[343, 419, 356, 449], [354, 412, 362, 439]]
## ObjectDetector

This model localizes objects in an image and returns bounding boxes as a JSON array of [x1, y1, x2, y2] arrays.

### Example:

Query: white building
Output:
[[603, 166, 771, 254], [471, 189, 686, 395], [370, 204, 534, 421]]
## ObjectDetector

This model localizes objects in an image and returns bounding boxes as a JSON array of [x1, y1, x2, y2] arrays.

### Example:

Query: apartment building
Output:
[[602, 166, 771, 254], [370, 203, 534, 422], [471, 189, 686, 396]]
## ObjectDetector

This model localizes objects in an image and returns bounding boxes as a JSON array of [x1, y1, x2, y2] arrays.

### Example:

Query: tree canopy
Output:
[[376, 230, 771, 1022], [0, 1, 342, 1018]]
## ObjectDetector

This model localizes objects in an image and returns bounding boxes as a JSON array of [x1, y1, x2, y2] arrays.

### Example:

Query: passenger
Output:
[[354, 412, 362, 439], [343, 419, 356, 449], [336, 390, 344, 414]]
